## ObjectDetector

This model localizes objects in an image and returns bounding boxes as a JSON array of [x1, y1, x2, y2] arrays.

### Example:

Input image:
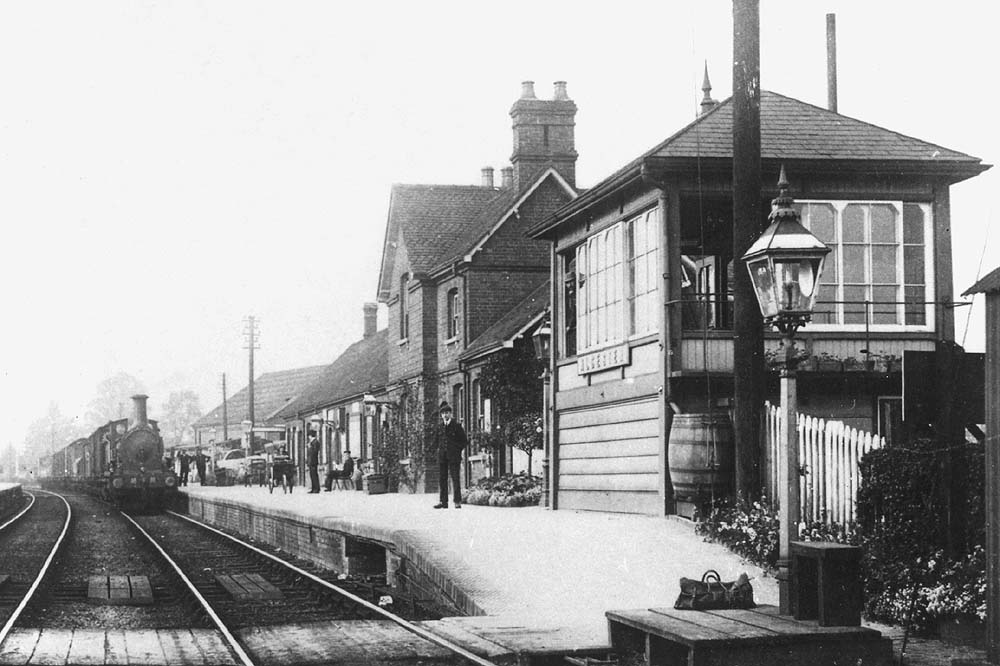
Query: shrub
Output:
[[698, 436, 987, 634], [856, 436, 986, 632], [696, 496, 780, 568], [461, 472, 542, 507]]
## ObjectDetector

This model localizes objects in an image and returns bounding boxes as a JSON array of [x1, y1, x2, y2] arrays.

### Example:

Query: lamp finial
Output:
[[770, 164, 796, 221]]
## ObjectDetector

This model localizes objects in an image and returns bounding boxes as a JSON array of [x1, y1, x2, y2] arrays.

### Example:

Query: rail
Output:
[[121, 511, 255, 666], [0, 491, 72, 646], [166, 509, 501, 666]]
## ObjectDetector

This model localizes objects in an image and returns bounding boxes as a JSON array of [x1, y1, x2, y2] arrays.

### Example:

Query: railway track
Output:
[[0, 492, 71, 644], [0, 491, 498, 666]]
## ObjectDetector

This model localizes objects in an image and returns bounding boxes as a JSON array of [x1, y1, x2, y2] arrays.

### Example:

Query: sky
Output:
[[1, 1, 996, 449]]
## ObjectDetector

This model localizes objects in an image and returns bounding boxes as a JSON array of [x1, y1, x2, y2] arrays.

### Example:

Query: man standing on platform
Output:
[[194, 448, 207, 486], [179, 451, 190, 486], [307, 431, 321, 493], [433, 401, 467, 509]]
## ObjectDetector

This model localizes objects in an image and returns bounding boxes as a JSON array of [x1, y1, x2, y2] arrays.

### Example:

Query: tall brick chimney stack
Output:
[[363, 302, 377, 339], [510, 80, 577, 191], [481, 166, 495, 188], [500, 166, 514, 188]]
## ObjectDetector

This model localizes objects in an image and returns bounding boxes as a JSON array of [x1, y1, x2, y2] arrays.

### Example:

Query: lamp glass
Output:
[[532, 324, 552, 362]]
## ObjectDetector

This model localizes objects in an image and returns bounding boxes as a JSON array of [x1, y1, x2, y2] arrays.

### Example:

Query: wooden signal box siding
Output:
[[87, 575, 153, 605], [548, 176, 961, 516]]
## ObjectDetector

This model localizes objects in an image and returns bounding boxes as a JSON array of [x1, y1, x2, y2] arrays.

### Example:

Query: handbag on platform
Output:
[[674, 570, 756, 610]]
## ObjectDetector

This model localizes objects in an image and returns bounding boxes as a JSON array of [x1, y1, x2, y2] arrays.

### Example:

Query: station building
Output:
[[372, 81, 579, 492], [527, 81, 989, 515]]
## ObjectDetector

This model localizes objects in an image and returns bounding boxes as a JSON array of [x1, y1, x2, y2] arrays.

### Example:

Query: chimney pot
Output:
[[520, 81, 536, 99], [500, 166, 514, 189], [363, 302, 378, 339], [826, 13, 838, 113], [481, 166, 495, 188], [553, 81, 569, 100]]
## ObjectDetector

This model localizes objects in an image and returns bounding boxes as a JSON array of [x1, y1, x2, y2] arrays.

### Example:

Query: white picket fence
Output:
[[763, 402, 885, 525]]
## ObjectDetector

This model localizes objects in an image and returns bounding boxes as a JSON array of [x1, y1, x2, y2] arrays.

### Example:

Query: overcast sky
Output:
[[1, 1, 996, 447]]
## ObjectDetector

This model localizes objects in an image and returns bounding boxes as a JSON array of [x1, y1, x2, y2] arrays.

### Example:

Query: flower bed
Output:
[[461, 472, 542, 507]]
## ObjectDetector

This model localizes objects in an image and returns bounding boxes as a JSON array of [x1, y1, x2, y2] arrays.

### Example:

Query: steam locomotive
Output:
[[44, 394, 178, 510]]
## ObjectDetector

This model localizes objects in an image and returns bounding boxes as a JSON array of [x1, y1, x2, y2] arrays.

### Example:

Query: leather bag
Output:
[[674, 570, 756, 611]]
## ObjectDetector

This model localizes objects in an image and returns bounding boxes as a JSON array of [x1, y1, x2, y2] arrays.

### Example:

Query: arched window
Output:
[[399, 273, 409, 340], [446, 288, 460, 339]]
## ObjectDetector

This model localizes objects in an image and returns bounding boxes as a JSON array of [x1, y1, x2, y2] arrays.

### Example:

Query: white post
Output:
[[778, 334, 800, 616]]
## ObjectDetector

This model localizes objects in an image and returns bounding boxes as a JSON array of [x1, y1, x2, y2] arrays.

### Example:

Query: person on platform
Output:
[[179, 452, 190, 486], [306, 431, 321, 493], [195, 448, 207, 485], [433, 401, 467, 509], [323, 449, 356, 491]]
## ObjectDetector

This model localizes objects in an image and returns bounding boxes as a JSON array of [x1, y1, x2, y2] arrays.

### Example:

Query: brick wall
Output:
[[436, 274, 465, 373], [183, 493, 485, 616], [475, 176, 569, 268], [466, 270, 547, 344]]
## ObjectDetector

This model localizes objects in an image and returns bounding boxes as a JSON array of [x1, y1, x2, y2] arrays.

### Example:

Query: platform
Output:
[[170, 486, 987, 665]]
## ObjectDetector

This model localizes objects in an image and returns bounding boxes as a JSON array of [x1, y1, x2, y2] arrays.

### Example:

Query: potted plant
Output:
[[842, 356, 865, 372], [815, 352, 843, 372], [365, 473, 389, 495]]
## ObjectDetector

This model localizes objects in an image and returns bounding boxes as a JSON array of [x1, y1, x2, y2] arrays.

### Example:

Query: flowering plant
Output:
[[461, 472, 542, 507], [696, 495, 780, 568]]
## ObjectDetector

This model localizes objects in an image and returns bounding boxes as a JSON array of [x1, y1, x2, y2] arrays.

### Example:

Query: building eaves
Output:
[[276, 329, 389, 420], [963, 266, 1000, 295], [193, 365, 329, 429], [530, 90, 989, 239], [459, 280, 549, 363]]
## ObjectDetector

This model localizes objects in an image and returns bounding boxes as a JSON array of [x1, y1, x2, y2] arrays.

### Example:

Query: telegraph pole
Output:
[[242, 317, 260, 436], [732, 0, 764, 499], [221, 373, 228, 442]]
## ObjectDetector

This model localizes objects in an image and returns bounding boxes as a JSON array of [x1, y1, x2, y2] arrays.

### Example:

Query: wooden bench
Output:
[[607, 605, 892, 665]]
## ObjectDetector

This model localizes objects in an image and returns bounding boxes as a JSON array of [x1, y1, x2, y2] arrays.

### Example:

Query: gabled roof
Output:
[[657, 90, 981, 163], [460, 280, 549, 363], [377, 185, 505, 300], [531, 90, 988, 238], [193, 365, 329, 429], [963, 266, 1000, 296], [377, 169, 577, 300], [276, 329, 388, 420]]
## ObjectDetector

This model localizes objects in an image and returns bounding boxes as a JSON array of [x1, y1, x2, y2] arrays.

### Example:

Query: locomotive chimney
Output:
[[131, 394, 149, 428]]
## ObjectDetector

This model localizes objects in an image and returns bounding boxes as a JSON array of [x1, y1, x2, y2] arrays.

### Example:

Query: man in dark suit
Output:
[[306, 431, 321, 493], [194, 449, 207, 485], [433, 401, 467, 509], [179, 452, 190, 486]]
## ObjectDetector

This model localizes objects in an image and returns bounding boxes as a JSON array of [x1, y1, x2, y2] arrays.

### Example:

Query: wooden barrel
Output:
[[668, 412, 735, 502]]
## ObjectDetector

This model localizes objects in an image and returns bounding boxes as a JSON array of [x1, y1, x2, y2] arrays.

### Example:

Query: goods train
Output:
[[44, 394, 178, 510]]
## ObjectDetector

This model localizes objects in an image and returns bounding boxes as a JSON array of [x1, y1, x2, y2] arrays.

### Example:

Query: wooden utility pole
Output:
[[221, 373, 228, 441], [732, 0, 764, 500], [243, 317, 260, 433]]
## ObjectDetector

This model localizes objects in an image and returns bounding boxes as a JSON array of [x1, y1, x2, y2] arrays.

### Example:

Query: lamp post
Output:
[[742, 166, 830, 615], [532, 320, 552, 508]]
